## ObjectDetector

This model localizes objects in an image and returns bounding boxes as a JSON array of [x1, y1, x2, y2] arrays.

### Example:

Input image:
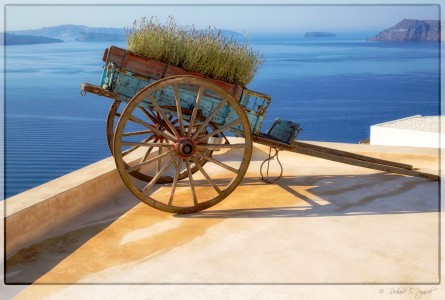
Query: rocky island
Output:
[[5, 25, 242, 44], [304, 32, 336, 38], [2, 33, 63, 45], [367, 19, 439, 42], [8, 24, 126, 41], [76, 32, 126, 42]]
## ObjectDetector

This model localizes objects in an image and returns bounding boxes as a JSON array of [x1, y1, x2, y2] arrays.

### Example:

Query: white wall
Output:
[[370, 125, 442, 148]]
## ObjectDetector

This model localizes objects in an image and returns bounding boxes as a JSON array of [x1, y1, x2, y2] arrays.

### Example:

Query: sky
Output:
[[3, 2, 441, 33]]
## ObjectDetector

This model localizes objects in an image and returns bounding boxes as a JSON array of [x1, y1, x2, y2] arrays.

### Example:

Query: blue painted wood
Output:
[[265, 118, 301, 144], [100, 63, 270, 137]]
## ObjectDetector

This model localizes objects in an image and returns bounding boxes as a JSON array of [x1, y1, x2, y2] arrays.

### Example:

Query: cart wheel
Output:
[[113, 76, 253, 214], [106, 100, 215, 182], [106, 99, 122, 155]]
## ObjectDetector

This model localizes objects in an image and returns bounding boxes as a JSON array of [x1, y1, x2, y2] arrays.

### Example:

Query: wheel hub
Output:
[[174, 137, 196, 157]]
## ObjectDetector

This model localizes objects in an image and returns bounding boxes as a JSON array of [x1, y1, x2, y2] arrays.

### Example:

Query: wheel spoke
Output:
[[174, 84, 186, 136], [121, 141, 174, 148], [196, 143, 246, 151], [168, 158, 183, 206], [156, 139, 163, 173], [196, 119, 241, 142], [142, 155, 176, 195], [147, 94, 179, 137], [187, 86, 205, 137], [122, 129, 153, 137], [127, 115, 176, 142], [140, 145, 154, 163], [186, 159, 198, 205], [139, 136, 159, 163], [122, 135, 155, 157], [192, 99, 228, 139], [196, 152, 239, 174], [138, 106, 158, 124], [192, 157, 221, 194], [126, 149, 174, 174]]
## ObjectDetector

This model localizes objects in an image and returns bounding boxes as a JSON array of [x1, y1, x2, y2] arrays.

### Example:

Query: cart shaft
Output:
[[253, 135, 439, 181]]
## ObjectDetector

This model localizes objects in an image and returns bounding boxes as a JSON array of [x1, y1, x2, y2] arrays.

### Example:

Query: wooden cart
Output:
[[81, 46, 438, 214]]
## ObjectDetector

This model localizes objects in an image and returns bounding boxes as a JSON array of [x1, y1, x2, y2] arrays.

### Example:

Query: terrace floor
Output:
[[3, 141, 443, 299]]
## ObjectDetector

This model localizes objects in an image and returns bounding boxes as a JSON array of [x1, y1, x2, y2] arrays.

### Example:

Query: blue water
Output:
[[3, 34, 440, 198]]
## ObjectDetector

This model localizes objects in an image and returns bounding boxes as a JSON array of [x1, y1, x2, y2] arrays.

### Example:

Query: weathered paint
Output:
[[265, 118, 301, 144], [99, 60, 270, 137], [88, 46, 274, 140]]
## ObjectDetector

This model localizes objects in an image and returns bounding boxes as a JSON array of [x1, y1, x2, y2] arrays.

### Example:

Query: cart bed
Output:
[[98, 46, 271, 136]]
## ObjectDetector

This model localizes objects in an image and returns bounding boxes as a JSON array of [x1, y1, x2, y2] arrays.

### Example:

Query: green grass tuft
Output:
[[126, 17, 263, 86]]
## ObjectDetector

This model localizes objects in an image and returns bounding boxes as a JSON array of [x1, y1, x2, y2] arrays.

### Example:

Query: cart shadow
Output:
[[177, 173, 440, 219], [5, 173, 439, 285]]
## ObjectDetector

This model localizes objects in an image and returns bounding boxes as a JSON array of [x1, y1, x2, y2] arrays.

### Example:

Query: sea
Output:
[[3, 32, 440, 198]]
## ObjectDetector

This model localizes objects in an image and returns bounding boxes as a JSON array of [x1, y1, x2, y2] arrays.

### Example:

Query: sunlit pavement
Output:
[[4, 142, 442, 299]]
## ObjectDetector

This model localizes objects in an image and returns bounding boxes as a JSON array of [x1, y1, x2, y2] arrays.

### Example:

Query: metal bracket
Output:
[[260, 147, 283, 184]]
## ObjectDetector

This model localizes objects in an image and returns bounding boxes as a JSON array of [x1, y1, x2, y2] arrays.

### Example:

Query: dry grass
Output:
[[126, 17, 263, 86]]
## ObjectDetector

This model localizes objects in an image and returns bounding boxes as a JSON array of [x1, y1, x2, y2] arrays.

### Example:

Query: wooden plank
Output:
[[102, 47, 109, 62], [295, 141, 413, 170], [253, 134, 297, 151], [124, 54, 166, 80], [252, 134, 438, 181], [164, 65, 242, 100], [104, 46, 244, 100], [104, 46, 167, 80], [295, 146, 439, 181], [233, 85, 244, 102], [164, 64, 206, 79], [80, 83, 117, 99], [103, 45, 125, 65], [104, 46, 164, 80]]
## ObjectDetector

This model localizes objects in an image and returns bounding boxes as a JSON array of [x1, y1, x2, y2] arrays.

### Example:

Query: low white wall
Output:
[[4, 155, 130, 260], [370, 125, 442, 148]]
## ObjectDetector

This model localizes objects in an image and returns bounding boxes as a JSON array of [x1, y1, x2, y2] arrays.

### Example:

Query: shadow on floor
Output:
[[177, 173, 439, 219], [4, 172, 439, 285]]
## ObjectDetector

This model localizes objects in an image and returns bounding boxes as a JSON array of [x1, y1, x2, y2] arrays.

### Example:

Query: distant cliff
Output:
[[9, 24, 126, 40], [7, 25, 241, 42], [367, 19, 439, 42], [76, 32, 126, 42], [304, 32, 336, 38], [2, 33, 63, 45]]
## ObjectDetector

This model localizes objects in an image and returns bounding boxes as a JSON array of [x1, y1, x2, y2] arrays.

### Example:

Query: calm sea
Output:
[[3, 33, 440, 198]]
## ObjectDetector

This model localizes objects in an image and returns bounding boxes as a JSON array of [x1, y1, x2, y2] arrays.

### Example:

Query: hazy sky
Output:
[[4, 3, 440, 33]]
